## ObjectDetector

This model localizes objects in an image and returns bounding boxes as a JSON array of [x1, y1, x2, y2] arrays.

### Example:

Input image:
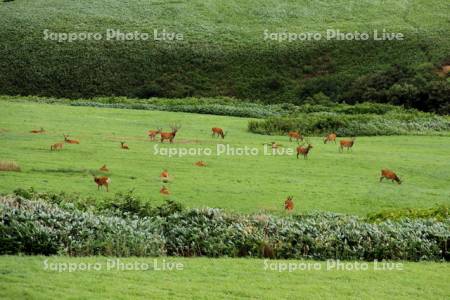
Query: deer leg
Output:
[[296, 152, 299, 159], [380, 176, 384, 182], [106, 184, 109, 192]]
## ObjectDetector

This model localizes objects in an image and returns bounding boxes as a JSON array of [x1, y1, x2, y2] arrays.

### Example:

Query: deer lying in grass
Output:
[[99, 165, 109, 172], [323, 133, 337, 144], [160, 169, 170, 182], [339, 137, 355, 152], [288, 131, 303, 142], [30, 127, 45, 134], [160, 186, 170, 195], [92, 175, 111, 192], [50, 142, 63, 151], [160, 124, 180, 143], [296, 143, 313, 159], [284, 196, 294, 211], [211, 127, 227, 139], [380, 169, 402, 184], [148, 128, 162, 141], [120, 142, 129, 150], [195, 160, 207, 167], [63, 134, 79, 144]]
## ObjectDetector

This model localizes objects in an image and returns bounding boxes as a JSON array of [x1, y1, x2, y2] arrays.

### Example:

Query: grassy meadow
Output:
[[1, 99, 449, 215]]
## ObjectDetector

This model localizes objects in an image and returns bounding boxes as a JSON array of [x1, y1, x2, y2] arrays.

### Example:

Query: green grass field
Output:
[[1, 99, 449, 215], [1, 256, 449, 299]]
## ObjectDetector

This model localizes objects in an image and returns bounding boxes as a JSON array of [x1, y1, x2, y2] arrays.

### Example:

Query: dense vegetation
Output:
[[0, 1, 449, 113]]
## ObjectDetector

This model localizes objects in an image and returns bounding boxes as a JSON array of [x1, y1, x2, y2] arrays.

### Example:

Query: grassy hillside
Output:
[[1, 99, 449, 215], [0, 0, 449, 111], [1, 256, 449, 299]]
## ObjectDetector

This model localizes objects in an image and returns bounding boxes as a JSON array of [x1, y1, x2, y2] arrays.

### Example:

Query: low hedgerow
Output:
[[1, 196, 448, 261]]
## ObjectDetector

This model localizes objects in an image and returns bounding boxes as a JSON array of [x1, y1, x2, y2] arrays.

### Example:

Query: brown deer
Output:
[[120, 142, 129, 150], [92, 175, 111, 192], [195, 160, 207, 167], [63, 134, 80, 144], [148, 128, 162, 141], [50, 142, 63, 151], [160, 186, 170, 195], [323, 133, 337, 144], [288, 131, 303, 142], [339, 137, 356, 152], [284, 196, 294, 211], [99, 165, 109, 172], [31, 127, 45, 134], [160, 124, 180, 143], [160, 169, 170, 182], [380, 169, 402, 184], [296, 143, 313, 159], [211, 127, 227, 139]]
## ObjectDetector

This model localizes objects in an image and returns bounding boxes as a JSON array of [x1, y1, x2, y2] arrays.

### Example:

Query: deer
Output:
[[63, 134, 80, 144], [339, 137, 356, 152], [160, 124, 180, 143], [160, 169, 170, 182], [296, 142, 313, 159], [211, 127, 227, 139], [195, 160, 207, 167], [148, 128, 162, 141], [50, 142, 63, 151], [160, 186, 170, 195], [288, 131, 303, 142], [284, 196, 294, 211], [323, 133, 337, 144], [92, 174, 111, 192], [99, 165, 109, 172], [120, 142, 129, 150], [380, 169, 402, 184], [30, 127, 45, 134]]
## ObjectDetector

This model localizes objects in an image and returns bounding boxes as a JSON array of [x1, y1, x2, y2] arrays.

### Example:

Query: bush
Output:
[[366, 205, 450, 222]]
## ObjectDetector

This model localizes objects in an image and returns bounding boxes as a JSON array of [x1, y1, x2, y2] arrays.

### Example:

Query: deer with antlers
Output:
[[296, 140, 313, 159], [160, 124, 180, 143], [380, 169, 402, 184], [92, 174, 111, 192], [50, 142, 63, 151], [211, 127, 227, 139], [339, 137, 356, 152], [30, 127, 45, 134], [120, 142, 129, 150], [148, 128, 162, 141], [323, 133, 337, 144], [63, 134, 79, 144], [288, 131, 303, 142], [284, 196, 294, 211]]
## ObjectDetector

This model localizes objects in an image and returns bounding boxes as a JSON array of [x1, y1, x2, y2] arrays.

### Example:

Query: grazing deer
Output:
[[120, 142, 129, 150], [63, 134, 80, 144], [31, 127, 45, 134], [211, 127, 227, 139], [380, 169, 402, 184], [339, 137, 356, 152], [93, 175, 111, 192], [284, 196, 294, 211], [288, 131, 303, 142], [99, 165, 109, 172], [50, 142, 63, 151], [160, 169, 170, 182], [195, 160, 207, 167], [160, 124, 180, 143], [148, 128, 162, 141], [296, 143, 313, 159], [160, 186, 170, 195], [323, 133, 337, 144]]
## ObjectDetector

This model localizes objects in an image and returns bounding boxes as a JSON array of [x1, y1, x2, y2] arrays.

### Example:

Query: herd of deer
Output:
[[31, 125, 402, 211]]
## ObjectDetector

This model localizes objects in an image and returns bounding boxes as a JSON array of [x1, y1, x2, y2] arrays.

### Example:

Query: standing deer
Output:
[[160, 186, 170, 195], [211, 127, 227, 139], [92, 175, 111, 192], [99, 165, 109, 172], [63, 134, 80, 144], [160, 124, 180, 143], [31, 127, 45, 134], [380, 169, 402, 184], [284, 196, 294, 211], [120, 142, 129, 150], [339, 137, 356, 152], [50, 142, 63, 151], [323, 133, 337, 144], [296, 143, 313, 159], [148, 128, 162, 141], [288, 131, 303, 142]]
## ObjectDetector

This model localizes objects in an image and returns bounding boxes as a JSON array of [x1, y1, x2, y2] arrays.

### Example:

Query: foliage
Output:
[[367, 205, 450, 222]]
